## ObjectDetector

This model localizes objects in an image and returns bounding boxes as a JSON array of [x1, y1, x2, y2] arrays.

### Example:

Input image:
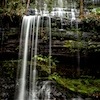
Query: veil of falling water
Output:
[[15, 15, 52, 100], [15, 0, 79, 100], [15, 15, 40, 100]]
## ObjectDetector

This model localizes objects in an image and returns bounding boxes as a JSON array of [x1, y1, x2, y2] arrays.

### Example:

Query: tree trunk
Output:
[[79, 0, 84, 20], [26, 0, 30, 9]]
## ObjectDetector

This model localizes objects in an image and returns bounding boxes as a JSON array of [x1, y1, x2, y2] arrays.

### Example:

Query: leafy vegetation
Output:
[[33, 55, 57, 74], [48, 73, 100, 96], [0, 60, 17, 79], [0, 0, 26, 16], [82, 14, 100, 33], [92, 7, 100, 15], [32, 56, 100, 96], [1, 56, 100, 97], [64, 40, 100, 53]]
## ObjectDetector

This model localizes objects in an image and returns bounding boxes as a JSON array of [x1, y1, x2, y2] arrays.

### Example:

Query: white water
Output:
[[15, 15, 41, 100], [71, 9, 76, 21], [29, 16, 36, 100], [71, 9, 76, 27], [32, 16, 40, 100], [17, 16, 33, 100], [15, 0, 79, 100], [50, 0, 76, 30], [15, 14, 52, 100]]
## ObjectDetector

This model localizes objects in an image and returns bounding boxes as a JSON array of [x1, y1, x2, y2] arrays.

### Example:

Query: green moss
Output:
[[48, 73, 100, 95]]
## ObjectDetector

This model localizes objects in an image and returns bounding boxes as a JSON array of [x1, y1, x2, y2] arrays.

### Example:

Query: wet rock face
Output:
[[26, 9, 36, 15], [28, 80, 94, 100], [0, 28, 20, 60], [0, 77, 15, 100], [0, 78, 96, 100], [34, 80, 67, 100], [0, 60, 17, 100]]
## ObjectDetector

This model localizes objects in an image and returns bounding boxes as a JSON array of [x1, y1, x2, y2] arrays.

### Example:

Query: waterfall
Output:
[[71, 9, 76, 27], [15, 14, 52, 100], [15, 15, 41, 100], [32, 16, 40, 100], [16, 16, 35, 100], [14, 0, 81, 100]]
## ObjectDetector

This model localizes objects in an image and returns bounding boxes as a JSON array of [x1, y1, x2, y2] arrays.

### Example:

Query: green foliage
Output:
[[0, 0, 26, 16], [6, 1, 26, 15], [64, 40, 100, 53], [92, 7, 100, 15], [63, 40, 88, 54], [64, 40, 85, 49], [82, 14, 100, 33], [88, 42, 100, 52], [49, 73, 100, 95], [33, 55, 57, 74], [0, 8, 3, 13], [1, 60, 17, 79], [45, 0, 54, 12]]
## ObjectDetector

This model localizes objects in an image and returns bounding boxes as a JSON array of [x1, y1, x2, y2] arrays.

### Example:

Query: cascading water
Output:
[[15, 0, 81, 100], [71, 9, 76, 27], [17, 16, 36, 100], [51, 0, 65, 30], [30, 16, 41, 100], [51, 0, 76, 30], [15, 15, 41, 100], [15, 12, 52, 100]]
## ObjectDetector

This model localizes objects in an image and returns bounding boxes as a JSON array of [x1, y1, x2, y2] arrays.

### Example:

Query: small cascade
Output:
[[71, 9, 76, 27]]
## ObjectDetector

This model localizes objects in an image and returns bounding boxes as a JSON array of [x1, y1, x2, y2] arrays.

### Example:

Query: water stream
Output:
[[15, 0, 81, 100], [15, 14, 52, 100]]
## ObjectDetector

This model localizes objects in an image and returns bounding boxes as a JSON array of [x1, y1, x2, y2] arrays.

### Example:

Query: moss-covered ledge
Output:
[[48, 73, 100, 98]]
